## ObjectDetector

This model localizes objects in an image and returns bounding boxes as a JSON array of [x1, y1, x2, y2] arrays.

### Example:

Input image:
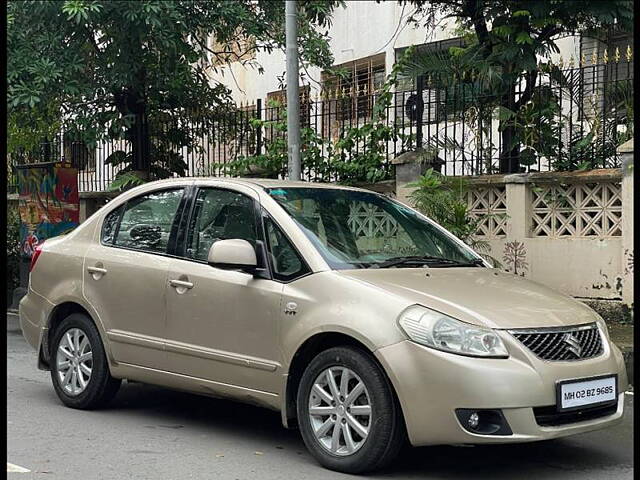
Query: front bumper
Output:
[[375, 335, 628, 447]]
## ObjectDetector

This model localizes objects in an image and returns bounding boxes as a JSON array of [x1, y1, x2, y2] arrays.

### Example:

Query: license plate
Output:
[[557, 375, 617, 411]]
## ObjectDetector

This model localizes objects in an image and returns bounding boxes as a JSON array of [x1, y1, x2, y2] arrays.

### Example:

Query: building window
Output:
[[263, 86, 311, 143], [266, 85, 311, 126], [580, 27, 633, 82], [321, 54, 386, 130], [579, 28, 633, 122]]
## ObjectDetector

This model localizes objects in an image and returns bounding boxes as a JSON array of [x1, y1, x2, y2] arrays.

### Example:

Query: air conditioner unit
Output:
[[398, 88, 444, 125]]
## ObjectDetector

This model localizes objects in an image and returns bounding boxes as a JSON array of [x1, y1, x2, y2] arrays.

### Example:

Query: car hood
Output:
[[337, 267, 597, 329]]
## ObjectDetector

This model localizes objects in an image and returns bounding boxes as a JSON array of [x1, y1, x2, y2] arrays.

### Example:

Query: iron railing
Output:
[[8, 55, 633, 193]]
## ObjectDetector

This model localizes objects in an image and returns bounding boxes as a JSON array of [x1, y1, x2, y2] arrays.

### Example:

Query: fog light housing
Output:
[[468, 412, 480, 429], [455, 409, 512, 436]]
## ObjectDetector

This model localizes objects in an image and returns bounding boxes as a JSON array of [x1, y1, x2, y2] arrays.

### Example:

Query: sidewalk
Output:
[[608, 322, 634, 386], [7, 310, 20, 334], [6, 310, 634, 384]]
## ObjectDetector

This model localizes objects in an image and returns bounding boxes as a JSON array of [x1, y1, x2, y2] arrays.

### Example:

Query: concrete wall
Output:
[[620, 139, 634, 306], [395, 142, 634, 307]]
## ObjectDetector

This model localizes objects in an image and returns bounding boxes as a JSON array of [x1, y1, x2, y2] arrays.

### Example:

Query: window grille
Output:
[[321, 54, 386, 135]]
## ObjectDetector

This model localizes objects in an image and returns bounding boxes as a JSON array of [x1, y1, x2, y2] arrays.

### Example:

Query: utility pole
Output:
[[285, 0, 301, 180]]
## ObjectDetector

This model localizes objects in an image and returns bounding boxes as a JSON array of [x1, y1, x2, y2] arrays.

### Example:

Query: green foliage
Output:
[[226, 47, 415, 184], [399, 0, 634, 172], [225, 97, 410, 184], [331, 47, 415, 184], [223, 100, 291, 178], [106, 171, 148, 192], [7, 206, 22, 297], [407, 168, 501, 265], [8, 0, 342, 187], [546, 64, 634, 171]]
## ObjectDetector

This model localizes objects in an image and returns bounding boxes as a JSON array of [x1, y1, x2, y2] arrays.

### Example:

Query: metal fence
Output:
[[8, 55, 633, 193]]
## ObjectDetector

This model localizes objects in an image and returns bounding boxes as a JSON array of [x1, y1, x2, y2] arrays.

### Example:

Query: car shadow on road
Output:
[[104, 381, 625, 479]]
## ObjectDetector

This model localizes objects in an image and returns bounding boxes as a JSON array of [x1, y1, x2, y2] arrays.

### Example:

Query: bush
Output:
[[407, 168, 502, 266]]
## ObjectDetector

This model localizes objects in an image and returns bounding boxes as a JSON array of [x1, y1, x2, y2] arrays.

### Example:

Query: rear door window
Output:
[[111, 189, 184, 253]]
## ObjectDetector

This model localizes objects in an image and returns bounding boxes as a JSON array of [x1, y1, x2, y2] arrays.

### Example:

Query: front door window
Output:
[[185, 188, 257, 262]]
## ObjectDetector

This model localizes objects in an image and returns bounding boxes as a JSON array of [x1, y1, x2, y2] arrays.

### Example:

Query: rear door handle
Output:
[[87, 266, 108, 275], [169, 279, 194, 289]]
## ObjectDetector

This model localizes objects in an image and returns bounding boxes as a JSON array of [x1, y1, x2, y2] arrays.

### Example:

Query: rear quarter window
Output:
[[101, 206, 123, 245]]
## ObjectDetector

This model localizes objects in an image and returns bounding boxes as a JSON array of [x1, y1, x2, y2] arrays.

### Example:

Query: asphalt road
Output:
[[7, 313, 634, 479]]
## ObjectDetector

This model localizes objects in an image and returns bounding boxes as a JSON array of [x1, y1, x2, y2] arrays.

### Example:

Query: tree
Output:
[[398, 0, 633, 173], [8, 0, 341, 188]]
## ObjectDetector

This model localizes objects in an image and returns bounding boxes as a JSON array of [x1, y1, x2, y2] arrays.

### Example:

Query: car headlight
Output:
[[397, 305, 508, 358]]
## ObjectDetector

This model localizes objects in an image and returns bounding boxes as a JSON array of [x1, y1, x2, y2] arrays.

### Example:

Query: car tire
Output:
[[50, 313, 121, 409], [296, 346, 406, 474]]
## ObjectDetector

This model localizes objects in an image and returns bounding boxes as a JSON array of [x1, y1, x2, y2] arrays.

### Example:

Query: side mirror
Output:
[[208, 239, 258, 273]]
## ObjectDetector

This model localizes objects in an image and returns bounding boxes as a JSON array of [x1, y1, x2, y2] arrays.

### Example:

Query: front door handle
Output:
[[169, 279, 194, 290]]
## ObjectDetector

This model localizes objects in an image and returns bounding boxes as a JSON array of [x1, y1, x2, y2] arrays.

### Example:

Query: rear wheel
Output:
[[296, 346, 406, 474], [50, 313, 121, 409]]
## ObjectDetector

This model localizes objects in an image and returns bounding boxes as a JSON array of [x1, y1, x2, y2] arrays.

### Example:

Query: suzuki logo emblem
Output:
[[563, 333, 582, 358]]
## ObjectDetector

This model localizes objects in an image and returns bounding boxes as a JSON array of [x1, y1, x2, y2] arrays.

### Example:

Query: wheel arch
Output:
[[282, 331, 403, 430], [40, 301, 98, 370]]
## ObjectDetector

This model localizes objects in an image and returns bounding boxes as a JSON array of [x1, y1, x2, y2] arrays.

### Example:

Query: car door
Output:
[[83, 187, 188, 370], [164, 185, 286, 394]]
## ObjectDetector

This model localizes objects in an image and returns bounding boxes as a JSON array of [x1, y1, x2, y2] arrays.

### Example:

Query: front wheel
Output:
[[296, 346, 406, 474], [50, 313, 121, 409]]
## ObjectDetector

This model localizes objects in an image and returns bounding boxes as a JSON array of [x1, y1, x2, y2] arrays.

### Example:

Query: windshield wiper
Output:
[[370, 255, 484, 269]]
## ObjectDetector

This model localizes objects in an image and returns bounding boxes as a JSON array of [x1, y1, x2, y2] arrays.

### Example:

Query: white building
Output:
[[206, 1, 588, 104]]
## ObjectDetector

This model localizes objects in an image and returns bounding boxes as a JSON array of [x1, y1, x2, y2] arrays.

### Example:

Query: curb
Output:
[[622, 350, 634, 385], [7, 310, 20, 333]]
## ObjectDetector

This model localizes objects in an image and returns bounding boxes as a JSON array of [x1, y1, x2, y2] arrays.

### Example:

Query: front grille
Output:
[[533, 403, 617, 426], [509, 323, 603, 361]]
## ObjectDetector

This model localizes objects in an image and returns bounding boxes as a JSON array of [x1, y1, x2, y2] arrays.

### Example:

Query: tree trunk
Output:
[[115, 87, 151, 176], [499, 79, 520, 173], [131, 109, 150, 173]]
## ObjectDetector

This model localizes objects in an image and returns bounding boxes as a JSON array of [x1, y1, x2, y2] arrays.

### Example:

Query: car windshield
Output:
[[266, 187, 482, 270]]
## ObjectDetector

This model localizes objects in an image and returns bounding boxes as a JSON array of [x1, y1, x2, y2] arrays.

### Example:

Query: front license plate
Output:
[[557, 375, 617, 412]]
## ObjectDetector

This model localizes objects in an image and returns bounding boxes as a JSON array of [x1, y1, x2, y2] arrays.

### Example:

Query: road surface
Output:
[[7, 313, 634, 479]]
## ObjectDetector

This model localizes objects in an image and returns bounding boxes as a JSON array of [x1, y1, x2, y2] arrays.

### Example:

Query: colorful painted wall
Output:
[[17, 162, 79, 257]]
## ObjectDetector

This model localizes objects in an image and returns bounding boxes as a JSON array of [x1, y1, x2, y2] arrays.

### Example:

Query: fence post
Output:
[[256, 98, 262, 156], [392, 150, 428, 206], [504, 173, 532, 239], [415, 75, 424, 150], [619, 139, 634, 307]]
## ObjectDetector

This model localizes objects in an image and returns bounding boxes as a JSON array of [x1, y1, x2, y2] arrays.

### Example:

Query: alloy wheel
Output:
[[56, 328, 93, 396], [308, 367, 372, 456]]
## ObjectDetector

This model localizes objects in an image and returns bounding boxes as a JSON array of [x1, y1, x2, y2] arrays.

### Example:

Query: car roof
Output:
[[142, 177, 371, 192], [233, 178, 367, 191]]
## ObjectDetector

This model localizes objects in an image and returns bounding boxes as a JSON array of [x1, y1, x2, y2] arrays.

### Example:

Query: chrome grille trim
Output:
[[508, 323, 604, 361]]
